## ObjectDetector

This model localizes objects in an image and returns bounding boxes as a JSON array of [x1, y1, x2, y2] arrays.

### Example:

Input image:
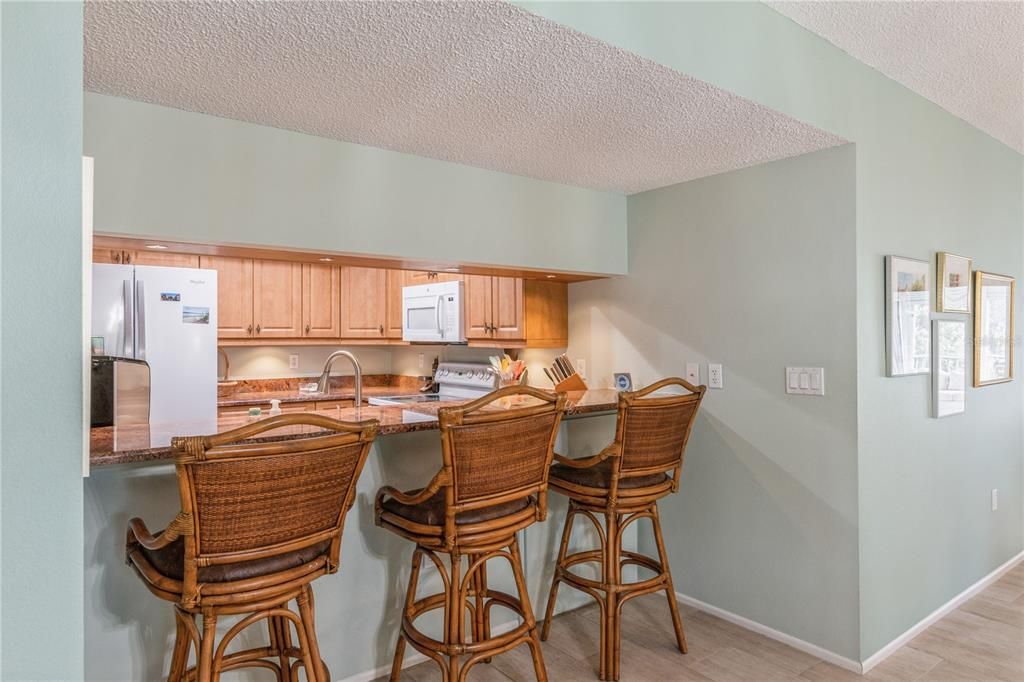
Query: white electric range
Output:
[[368, 361, 499, 408]]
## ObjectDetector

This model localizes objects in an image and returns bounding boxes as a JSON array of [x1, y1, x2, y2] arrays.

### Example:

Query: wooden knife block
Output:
[[554, 374, 588, 392]]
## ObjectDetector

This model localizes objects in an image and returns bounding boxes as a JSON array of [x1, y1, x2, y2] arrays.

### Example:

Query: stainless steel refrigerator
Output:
[[92, 263, 218, 426]]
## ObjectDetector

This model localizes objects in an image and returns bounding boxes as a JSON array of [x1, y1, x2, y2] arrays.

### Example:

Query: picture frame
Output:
[[931, 318, 967, 418], [885, 255, 931, 377], [936, 252, 972, 314], [973, 271, 1015, 387]]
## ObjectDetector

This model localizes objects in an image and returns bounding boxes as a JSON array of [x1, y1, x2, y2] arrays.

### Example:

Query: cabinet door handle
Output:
[[256, 324, 261, 335], [305, 323, 311, 335], [124, 251, 132, 264], [113, 251, 121, 264], [379, 324, 384, 335], [247, 324, 253, 336]]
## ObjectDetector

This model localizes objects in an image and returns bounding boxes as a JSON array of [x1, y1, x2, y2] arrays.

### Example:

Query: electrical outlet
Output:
[[575, 358, 587, 379], [708, 364, 723, 389], [992, 489, 999, 511], [288, 354, 299, 370], [685, 363, 700, 385], [418, 353, 425, 370]]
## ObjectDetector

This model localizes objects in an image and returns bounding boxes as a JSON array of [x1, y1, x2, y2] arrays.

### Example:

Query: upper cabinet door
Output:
[[93, 247, 122, 264], [130, 251, 201, 268], [464, 275, 493, 340], [404, 270, 434, 286], [200, 256, 254, 338], [405, 270, 462, 285], [385, 269, 406, 339], [340, 267, 388, 338], [491, 277, 525, 340], [253, 260, 303, 338], [302, 263, 340, 338]]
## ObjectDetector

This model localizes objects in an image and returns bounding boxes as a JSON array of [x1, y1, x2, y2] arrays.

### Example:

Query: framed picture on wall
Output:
[[936, 252, 972, 313], [885, 255, 931, 377], [932, 318, 967, 418], [973, 271, 1015, 387]]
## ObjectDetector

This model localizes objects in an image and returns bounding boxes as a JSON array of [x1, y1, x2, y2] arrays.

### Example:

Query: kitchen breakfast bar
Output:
[[85, 390, 628, 681]]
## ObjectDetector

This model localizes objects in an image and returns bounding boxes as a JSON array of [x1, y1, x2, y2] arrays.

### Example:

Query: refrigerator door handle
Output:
[[122, 279, 134, 357], [135, 280, 147, 360]]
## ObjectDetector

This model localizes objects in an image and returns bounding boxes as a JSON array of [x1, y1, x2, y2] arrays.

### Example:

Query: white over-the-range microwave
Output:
[[402, 280, 466, 343]]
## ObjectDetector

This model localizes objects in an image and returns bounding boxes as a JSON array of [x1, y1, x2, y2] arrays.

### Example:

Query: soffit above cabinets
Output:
[[84, 0, 845, 195], [768, 1, 1024, 154]]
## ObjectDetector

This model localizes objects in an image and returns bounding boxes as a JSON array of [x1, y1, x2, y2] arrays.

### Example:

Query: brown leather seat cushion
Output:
[[550, 460, 667, 490], [136, 537, 330, 583], [382, 490, 533, 527]]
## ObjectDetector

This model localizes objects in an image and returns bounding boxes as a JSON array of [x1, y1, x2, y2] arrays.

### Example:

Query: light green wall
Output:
[[83, 93, 628, 276], [522, 0, 1024, 661], [569, 146, 860, 659], [0, 2, 85, 678]]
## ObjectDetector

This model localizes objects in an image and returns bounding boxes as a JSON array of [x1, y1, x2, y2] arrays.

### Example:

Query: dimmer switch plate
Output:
[[787, 367, 825, 396]]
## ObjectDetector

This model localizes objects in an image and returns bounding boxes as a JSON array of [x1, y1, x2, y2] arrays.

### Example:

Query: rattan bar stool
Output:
[[126, 413, 379, 682], [376, 386, 566, 682], [540, 378, 705, 681]]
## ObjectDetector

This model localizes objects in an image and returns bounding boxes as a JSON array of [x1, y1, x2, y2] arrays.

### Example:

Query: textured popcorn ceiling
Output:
[[769, 1, 1024, 154], [84, 1, 845, 195]]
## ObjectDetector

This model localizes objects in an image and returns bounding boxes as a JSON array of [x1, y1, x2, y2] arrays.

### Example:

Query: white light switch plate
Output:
[[288, 354, 299, 370], [786, 367, 825, 396], [685, 362, 700, 385]]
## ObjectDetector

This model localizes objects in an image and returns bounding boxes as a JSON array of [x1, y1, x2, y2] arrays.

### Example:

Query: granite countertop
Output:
[[217, 375, 424, 407], [90, 389, 620, 468]]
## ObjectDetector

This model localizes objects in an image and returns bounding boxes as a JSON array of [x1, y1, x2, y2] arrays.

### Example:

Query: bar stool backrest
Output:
[[615, 378, 705, 484], [438, 385, 566, 520], [170, 414, 379, 602]]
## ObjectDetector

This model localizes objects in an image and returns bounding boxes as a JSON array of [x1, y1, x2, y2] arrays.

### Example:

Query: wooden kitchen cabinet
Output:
[[340, 266, 388, 338], [405, 270, 462, 285], [492, 276, 524, 340], [464, 275, 495, 340], [385, 269, 406, 339], [93, 247, 126, 264], [464, 276, 566, 347], [93, 247, 199, 267], [302, 263, 341, 338], [199, 256, 254, 338], [130, 251, 200, 267], [465, 275, 523, 341], [253, 260, 303, 338]]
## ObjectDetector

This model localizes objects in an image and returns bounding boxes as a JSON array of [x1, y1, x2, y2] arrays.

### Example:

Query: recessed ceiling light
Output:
[[318, 257, 333, 262], [144, 244, 168, 250]]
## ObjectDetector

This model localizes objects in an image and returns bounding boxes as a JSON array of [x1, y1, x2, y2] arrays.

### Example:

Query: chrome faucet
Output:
[[217, 347, 230, 382], [317, 350, 362, 404]]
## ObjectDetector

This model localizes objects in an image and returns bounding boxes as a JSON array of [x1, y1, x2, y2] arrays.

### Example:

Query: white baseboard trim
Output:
[[675, 591, 862, 674], [338, 620, 521, 682], [341, 550, 1024, 681], [860, 549, 1024, 674]]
